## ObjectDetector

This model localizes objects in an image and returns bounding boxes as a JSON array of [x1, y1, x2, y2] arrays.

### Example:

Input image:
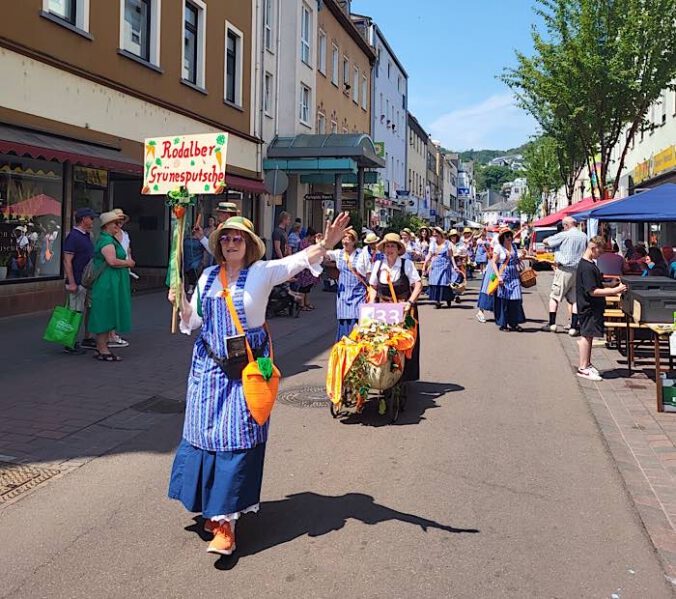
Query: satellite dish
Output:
[[264, 169, 289, 195]]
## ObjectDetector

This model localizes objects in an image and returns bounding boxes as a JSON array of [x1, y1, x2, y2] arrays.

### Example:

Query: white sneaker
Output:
[[475, 311, 486, 323], [568, 328, 580, 337], [588, 364, 601, 377], [577, 367, 602, 381]]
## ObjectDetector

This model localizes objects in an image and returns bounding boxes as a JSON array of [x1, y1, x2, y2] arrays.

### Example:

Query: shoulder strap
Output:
[[219, 266, 273, 363]]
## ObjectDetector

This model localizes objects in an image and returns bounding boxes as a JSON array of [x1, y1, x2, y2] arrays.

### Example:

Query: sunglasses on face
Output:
[[219, 234, 245, 245]]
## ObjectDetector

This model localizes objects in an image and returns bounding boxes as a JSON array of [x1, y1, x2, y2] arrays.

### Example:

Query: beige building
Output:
[[0, 0, 261, 315], [407, 112, 429, 219]]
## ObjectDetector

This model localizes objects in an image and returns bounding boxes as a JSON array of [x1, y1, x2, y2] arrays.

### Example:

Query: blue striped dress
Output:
[[168, 267, 269, 518], [494, 245, 526, 329], [333, 249, 367, 340], [427, 240, 453, 303]]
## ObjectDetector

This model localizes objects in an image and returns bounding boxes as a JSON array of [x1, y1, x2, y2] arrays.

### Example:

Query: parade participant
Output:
[[215, 201, 239, 224], [417, 227, 431, 258], [168, 212, 350, 557], [448, 229, 462, 254], [475, 230, 489, 275], [462, 228, 476, 279], [325, 228, 367, 341], [423, 227, 454, 309], [475, 240, 495, 323], [400, 228, 420, 260], [355, 231, 383, 281], [295, 228, 321, 310], [368, 233, 422, 382], [491, 227, 526, 332]]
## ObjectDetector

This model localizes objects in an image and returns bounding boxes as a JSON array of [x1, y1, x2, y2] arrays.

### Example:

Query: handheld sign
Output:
[[142, 132, 229, 196], [359, 303, 406, 326]]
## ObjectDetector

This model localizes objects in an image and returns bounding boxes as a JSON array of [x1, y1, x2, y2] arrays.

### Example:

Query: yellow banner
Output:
[[654, 145, 676, 176]]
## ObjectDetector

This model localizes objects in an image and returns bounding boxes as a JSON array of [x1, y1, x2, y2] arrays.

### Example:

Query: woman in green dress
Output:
[[88, 211, 134, 361]]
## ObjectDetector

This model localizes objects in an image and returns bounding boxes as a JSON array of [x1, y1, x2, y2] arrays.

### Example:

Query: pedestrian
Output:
[[368, 233, 423, 383], [167, 213, 350, 556], [294, 227, 321, 310], [448, 229, 461, 255], [326, 228, 367, 341], [355, 231, 383, 283], [475, 240, 495, 323], [424, 227, 454, 309], [63, 207, 97, 353], [110, 208, 132, 349], [475, 230, 489, 275], [87, 211, 135, 361], [418, 227, 431, 258], [492, 227, 526, 332], [400, 228, 419, 260], [576, 236, 627, 381], [272, 211, 290, 259], [287, 222, 302, 254], [541, 216, 588, 335], [596, 242, 628, 276], [644, 247, 669, 277], [462, 228, 476, 279], [215, 201, 239, 224]]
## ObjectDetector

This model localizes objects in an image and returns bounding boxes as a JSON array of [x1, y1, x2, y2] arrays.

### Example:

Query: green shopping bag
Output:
[[43, 302, 83, 349]]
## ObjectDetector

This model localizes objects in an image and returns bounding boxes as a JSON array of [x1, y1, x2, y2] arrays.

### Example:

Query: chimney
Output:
[[337, 0, 352, 15]]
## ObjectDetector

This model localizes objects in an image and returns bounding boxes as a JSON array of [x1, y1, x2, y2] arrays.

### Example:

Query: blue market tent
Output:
[[575, 183, 676, 221]]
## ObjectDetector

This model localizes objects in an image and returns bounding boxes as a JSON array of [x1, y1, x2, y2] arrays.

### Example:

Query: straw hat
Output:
[[99, 211, 122, 227], [113, 208, 130, 223], [363, 232, 380, 245], [216, 201, 239, 214], [209, 216, 266, 261], [431, 226, 445, 237], [463, 227, 472, 234], [448, 228, 459, 238], [377, 232, 406, 255], [498, 226, 513, 243]]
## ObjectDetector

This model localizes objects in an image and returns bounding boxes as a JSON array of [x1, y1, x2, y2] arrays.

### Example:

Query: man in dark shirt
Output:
[[63, 207, 96, 353], [575, 236, 627, 381], [272, 211, 290, 259]]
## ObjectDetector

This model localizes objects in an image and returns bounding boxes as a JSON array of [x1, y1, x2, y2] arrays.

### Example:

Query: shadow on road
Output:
[[188, 491, 479, 569], [338, 381, 464, 427]]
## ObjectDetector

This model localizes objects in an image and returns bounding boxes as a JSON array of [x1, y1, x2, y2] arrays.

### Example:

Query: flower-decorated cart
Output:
[[326, 308, 416, 423]]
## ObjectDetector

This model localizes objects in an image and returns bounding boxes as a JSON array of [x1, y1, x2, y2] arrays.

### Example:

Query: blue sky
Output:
[[351, 0, 541, 151]]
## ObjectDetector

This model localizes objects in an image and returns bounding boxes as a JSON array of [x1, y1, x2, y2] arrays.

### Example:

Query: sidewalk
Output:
[[0, 287, 337, 504], [535, 271, 676, 582]]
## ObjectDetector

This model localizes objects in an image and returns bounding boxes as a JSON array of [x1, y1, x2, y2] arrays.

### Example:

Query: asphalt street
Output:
[[0, 284, 673, 599]]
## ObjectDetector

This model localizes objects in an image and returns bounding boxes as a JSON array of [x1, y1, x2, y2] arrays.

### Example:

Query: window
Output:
[[661, 90, 668, 124], [318, 112, 326, 134], [299, 84, 311, 124], [122, 0, 151, 61], [361, 75, 368, 110], [264, 0, 273, 51], [183, 1, 206, 87], [264, 72, 273, 115], [331, 120, 338, 133], [225, 24, 244, 106], [318, 30, 327, 74], [397, 75, 402, 92], [386, 99, 389, 123], [331, 44, 339, 86], [300, 4, 312, 66], [48, 0, 76, 24], [343, 56, 349, 91], [0, 155, 64, 280], [352, 67, 359, 103], [387, 61, 391, 79]]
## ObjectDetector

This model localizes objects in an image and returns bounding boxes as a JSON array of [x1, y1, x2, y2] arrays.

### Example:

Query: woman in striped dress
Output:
[[327, 228, 367, 340], [491, 227, 526, 332], [168, 213, 350, 557], [424, 227, 454, 309]]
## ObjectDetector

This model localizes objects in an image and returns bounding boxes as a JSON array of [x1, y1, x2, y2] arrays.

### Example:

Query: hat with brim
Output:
[[401, 228, 413, 236], [209, 216, 266, 262], [216, 201, 239, 214], [377, 232, 406, 255], [431, 226, 445, 237], [99, 211, 122, 227], [113, 208, 130, 223], [498, 226, 513, 243], [363, 232, 380, 245], [463, 227, 472, 234], [448, 228, 459, 238]]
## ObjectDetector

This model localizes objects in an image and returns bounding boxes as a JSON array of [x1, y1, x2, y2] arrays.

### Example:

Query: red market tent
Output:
[[532, 196, 615, 227], [8, 194, 61, 217]]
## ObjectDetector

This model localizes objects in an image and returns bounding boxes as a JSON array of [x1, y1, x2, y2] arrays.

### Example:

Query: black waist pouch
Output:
[[201, 335, 267, 381]]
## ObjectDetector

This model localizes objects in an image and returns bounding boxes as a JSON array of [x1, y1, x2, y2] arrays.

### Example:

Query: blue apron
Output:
[[182, 267, 270, 452], [336, 249, 366, 320], [428, 241, 452, 286]]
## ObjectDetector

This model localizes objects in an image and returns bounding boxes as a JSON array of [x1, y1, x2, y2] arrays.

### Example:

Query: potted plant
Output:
[[0, 254, 8, 280]]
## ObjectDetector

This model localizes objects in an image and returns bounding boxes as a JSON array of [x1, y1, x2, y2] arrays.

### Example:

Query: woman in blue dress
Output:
[[327, 228, 367, 340], [424, 227, 454, 309], [475, 241, 495, 323], [475, 230, 489, 274], [491, 227, 526, 332], [168, 213, 350, 557]]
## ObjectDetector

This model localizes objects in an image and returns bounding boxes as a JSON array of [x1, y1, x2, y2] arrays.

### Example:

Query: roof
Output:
[[267, 134, 385, 168], [407, 112, 428, 140], [323, 1, 377, 62], [350, 14, 409, 78], [482, 199, 518, 213], [532, 196, 614, 227]]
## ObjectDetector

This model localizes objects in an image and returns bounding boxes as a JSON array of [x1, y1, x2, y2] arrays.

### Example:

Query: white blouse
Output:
[[369, 256, 421, 287], [180, 250, 321, 334]]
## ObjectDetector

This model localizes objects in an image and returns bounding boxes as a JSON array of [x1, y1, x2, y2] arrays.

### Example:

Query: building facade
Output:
[[0, 0, 262, 315], [426, 138, 442, 225], [407, 112, 428, 220]]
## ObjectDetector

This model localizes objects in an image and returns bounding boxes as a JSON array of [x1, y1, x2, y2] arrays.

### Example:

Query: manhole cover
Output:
[[278, 385, 331, 408], [0, 462, 60, 503], [131, 396, 185, 414]]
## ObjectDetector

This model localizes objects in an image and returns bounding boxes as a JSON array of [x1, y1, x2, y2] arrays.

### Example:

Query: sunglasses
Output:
[[219, 234, 245, 245]]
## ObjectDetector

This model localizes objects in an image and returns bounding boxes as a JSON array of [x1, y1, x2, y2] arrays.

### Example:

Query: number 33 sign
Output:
[[359, 303, 406, 325]]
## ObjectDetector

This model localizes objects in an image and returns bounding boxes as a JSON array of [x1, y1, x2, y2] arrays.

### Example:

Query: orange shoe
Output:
[[206, 521, 236, 556], [203, 519, 218, 535]]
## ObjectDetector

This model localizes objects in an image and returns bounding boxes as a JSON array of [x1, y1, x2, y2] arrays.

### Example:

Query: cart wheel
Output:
[[387, 385, 401, 423]]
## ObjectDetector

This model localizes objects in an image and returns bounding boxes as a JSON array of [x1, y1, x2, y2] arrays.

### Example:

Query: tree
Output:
[[503, 0, 676, 201], [517, 189, 539, 219], [476, 165, 516, 193]]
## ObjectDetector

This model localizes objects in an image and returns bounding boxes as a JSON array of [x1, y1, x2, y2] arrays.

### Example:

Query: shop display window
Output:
[[0, 155, 63, 281]]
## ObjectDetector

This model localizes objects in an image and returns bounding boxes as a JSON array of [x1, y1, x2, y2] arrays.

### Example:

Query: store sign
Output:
[[341, 198, 358, 211], [458, 187, 470, 197], [374, 142, 385, 159], [142, 132, 229, 195], [304, 192, 334, 201], [633, 145, 676, 184]]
